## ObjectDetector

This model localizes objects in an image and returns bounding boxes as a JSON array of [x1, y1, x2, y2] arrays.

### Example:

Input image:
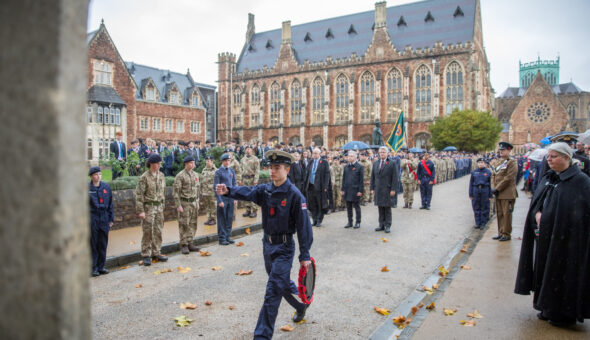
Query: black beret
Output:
[[88, 166, 101, 176], [296, 144, 303, 147], [147, 154, 162, 164], [476, 158, 484, 162], [183, 155, 195, 163], [498, 141, 513, 150], [204, 155, 214, 160]]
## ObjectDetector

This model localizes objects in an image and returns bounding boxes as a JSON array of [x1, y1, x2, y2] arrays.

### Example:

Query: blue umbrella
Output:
[[341, 141, 370, 150], [443, 146, 457, 151], [409, 147, 423, 153], [539, 137, 551, 145]]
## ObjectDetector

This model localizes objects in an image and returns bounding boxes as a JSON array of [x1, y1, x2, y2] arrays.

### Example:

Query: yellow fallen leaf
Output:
[[135, 283, 143, 288], [411, 306, 419, 315], [173, 315, 194, 327], [460, 245, 468, 253], [466, 310, 483, 319], [374, 306, 391, 316], [240, 253, 249, 257], [392, 315, 406, 324], [421, 285, 434, 295], [120, 265, 131, 270], [280, 324, 294, 332], [180, 302, 197, 310], [382, 237, 389, 243], [381, 266, 389, 272], [204, 301, 212, 306], [425, 302, 436, 310], [432, 283, 440, 290], [211, 266, 222, 271], [461, 265, 472, 270], [438, 266, 449, 277], [200, 250, 212, 256], [177, 266, 192, 274], [154, 268, 173, 275], [236, 241, 244, 247], [235, 270, 253, 276], [461, 319, 476, 326], [443, 308, 457, 316], [245, 227, 251, 235]]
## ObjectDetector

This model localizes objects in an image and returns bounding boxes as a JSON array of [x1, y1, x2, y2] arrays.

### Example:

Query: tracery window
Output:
[[290, 80, 302, 125], [250, 84, 260, 126], [386, 68, 403, 121], [334, 135, 348, 148], [312, 77, 325, 124], [335, 74, 349, 123], [232, 86, 243, 127], [415, 65, 432, 120], [93, 60, 112, 86], [445, 62, 464, 114], [360, 71, 375, 122], [567, 104, 577, 120], [270, 82, 280, 126]]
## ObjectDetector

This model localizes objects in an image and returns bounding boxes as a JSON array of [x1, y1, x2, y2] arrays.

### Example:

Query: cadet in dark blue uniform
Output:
[[469, 158, 493, 229], [417, 152, 436, 210], [216, 150, 313, 340], [214, 153, 236, 245], [88, 166, 113, 277]]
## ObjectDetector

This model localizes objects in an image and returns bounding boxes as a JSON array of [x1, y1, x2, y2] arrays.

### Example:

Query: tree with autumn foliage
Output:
[[428, 109, 502, 152]]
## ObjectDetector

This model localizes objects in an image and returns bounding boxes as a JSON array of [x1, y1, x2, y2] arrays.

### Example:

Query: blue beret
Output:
[[220, 153, 230, 161], [147, 154, 162, 164], [88, 166, 101, 176], [183, 155, 195, 163]]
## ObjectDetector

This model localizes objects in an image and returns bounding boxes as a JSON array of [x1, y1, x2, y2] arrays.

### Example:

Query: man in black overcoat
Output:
[[287, 151, 304, 194], [371, 146, 399, 233], [304, 147, 331, 227], [341, 151, 364, 229]]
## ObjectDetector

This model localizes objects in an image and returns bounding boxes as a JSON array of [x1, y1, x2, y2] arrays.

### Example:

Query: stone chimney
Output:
[[246, 13, 255, 43], [282, 20, 292, 44], [375, 1, 387, 28]]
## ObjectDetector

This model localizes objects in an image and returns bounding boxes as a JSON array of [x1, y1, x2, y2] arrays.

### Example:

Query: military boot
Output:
[[188, 244, 200, 252], [181, 246, 190, 255]]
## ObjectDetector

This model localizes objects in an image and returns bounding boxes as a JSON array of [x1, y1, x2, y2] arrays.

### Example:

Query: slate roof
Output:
[[88, 85, 125, 105], [498, 82, 584, 99], [237, 0, 476, 73], [87, 29, 98, 44]]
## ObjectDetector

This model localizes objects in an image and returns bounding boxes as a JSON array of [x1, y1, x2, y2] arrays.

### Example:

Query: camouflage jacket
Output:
[[240, 154, 260, 181], [401, 159, 419, 183], [360, 159, 372, 184], [200, 165, 217, 197], [173, 168, 200, 207], [230, 158, 242, 183], [135, 170, 166, 213]]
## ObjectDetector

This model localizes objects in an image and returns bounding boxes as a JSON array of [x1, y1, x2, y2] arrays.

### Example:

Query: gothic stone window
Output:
[[153, 118, 161, 131], [169, 91, 181, 105], [140, 117, 149, 131], [165, 119, 173, 132], [360, 71, 375, 122], [145, 86, 156, 101], [567, 104, 577, 120], [414, 132, 431, 149], [270, 82, 281, 126], [93, 60, 112, 86], [445, 61, 464, 114], [233, 86, 243, 128], [312, 134, 323, 147], [312, 77, 325, 124], [190, 121, 200, 133], [335, 74, 349, 123], [415, 65, 432, 120], [334, 134, 348, 148], [290, 80, 302, 125], [192, 91, 200, 107], [97, 106, 103, 123], [386, 68, 403, 121], [250, 84, 260, 126], [526, 102, 550, 123]]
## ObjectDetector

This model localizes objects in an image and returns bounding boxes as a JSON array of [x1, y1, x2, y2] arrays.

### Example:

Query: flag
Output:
[[386, 111, 405, 154]]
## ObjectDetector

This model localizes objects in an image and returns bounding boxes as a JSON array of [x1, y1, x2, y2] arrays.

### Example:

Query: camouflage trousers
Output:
[[363, 183, 372, 203], [402, 181, 416, 205], [333, 184, 343, 209], [178, 200, 199, 246], [242, 177, 258, 213], [202, 195, 217, 220], [141, 204, 164, 257]]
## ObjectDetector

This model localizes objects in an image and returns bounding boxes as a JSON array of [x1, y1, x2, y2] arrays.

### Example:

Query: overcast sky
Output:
[[88, 0, 590, 94]]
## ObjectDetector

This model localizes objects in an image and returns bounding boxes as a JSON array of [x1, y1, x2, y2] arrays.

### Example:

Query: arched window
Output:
[[334, 135, 348, 148], [288, 135, 300, 145], [97, 106, 103, 124], [233, 86, 243, 127], [445, 61, 464, 114], [414, 132, 431, 149], [270, 82, 280, 126], [567, 104, 577, 120], [115, 108, 121, 125], [312, 77, 325, 124], [312, 135, 323, 147], [250, 84, 260, 126], [360, 71, 375, 122], [290, 80, 302, 125], [415, 65, 432, 120], [386, 68, 403, 121], [335, 74, 349, 123]]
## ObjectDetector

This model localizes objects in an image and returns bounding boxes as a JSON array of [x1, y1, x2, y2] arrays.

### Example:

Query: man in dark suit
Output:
[[341, 151, 364, 229], [109, 131, 127, 180], [304, 147, 331, 227], [371, 147, 400, 233], [288, 151, 304, 193]]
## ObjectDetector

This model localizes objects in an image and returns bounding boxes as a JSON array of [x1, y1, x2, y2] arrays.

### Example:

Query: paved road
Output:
[[91, 176, 477, 339]]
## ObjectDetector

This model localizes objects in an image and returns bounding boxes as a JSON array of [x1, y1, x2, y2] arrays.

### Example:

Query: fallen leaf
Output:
[[200, 250, 212, 256], [411, 306, 419, 315], [417, 302, 425, 309], [382, 237, 389, 243], [461, 265, 472, 270], [154, 268, 174, 275], [432, 283, 440, 290], [204, 301, 212, 306], [438, 266, 449, 277], [240, 253, 249, 257], [466, 310, 483, 319], [392, 315, 406, 324], [173, 315, 194, 327], [235, 270, 253, 276], [120, 265, 131, 270], [236, 242, 244, 247], [177, 266, 192, 274], [211, 266, 222, 271], [245, 227, 251, 235], [381, 266, 390, 272], [180, 302, 197, 310], [460, 245, 468, 253], [152, 258, 158, 263], [280, 324, 294, 332], [443, 308, 457, 316], [138, 260, 143, 265], [421, 286, 434, 295], [425, 302, 436, 310], [135, 283, 143, 288], [461, 319, 476, 326], [228, 305, 234, 310], [374, 306, 391, 316], [128, 240, 136, 245]]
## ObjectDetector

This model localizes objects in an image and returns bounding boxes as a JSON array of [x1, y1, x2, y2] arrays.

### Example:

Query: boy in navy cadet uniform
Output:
[[469, 158, 493, 229], [214, 153, 236, 245], [417, 152, 436, 210], [216, 150, 313, 340], [88, 166, 113, 277]]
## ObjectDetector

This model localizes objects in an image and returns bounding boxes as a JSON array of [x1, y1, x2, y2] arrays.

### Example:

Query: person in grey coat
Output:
[[370, 146, 400, 233], [341, 151, 364, 229]]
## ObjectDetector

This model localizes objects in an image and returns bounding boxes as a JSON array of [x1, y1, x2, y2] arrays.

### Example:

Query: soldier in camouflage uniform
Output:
[[359, 152, 372, 205], [333, 158, 345, 211], [438, 155, 447, 183], [240, 145, 260, 217], [200, 155, 217, 225], [173, 155, 201, 255], [227, 150, 242, 217], [447, 156, 456, 181], [135, 154, 168, 266], [401, 153, 418, 208]]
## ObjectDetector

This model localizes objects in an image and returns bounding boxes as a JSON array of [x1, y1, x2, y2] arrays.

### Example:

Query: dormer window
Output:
[[425, 11, 435, 22], [304, 32, 312, 43], [169, 92, 180, 104], [397, 16, 407, 27], [146, 87, 155, 101], [192, 93, 200, 107], [93, 60, 112, 86], [453, 6, 464, 17], [325, 28, 334, 39]]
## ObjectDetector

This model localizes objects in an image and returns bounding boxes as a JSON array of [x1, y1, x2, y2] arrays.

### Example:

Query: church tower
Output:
[[519, 56, 559, 88]]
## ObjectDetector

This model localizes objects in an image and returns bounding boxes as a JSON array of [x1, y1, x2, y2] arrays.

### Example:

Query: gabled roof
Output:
[[86, 29, 98, 44], [498, 87, 524, 98], [237, 0, 476, 72], [498, 81, 585, 99], [88, 85, 125, 105]]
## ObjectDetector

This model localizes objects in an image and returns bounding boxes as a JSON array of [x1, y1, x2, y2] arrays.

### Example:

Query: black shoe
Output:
[[393, 204, 397, 208], [384, 227, 390, 233], [293, 305, 308, 323], [344, 223, 352, 228], [353, 223, 360, 229], [498, 236, 511, 242], [219, 241, 230, 245], [419, 206, 426, 209], [98, 269, 109, 275], [227, 239, 235, 244], [188, 244, 200, 252], [249, 212, 257, 218], [537, 312, 548, 321], [492, 235, 502, 240], [374, 226, 384, 231], [153, 254, 168, 262], [474, 225, 480, 229], [316, 222, 322, 227], [425, 207, 430, 210], [142, 257, 152, 266], [92, 271, 100, 277], [548, 319, 576, 327], [242, 211, 250, 217], [312, 220, 317, 227]]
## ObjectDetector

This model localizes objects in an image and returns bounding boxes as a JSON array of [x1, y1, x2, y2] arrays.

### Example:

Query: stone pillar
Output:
[[0, 0, 91, 339]]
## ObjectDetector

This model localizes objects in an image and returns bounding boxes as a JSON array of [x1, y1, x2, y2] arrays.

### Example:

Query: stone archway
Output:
[[414, 132, 431, 149]]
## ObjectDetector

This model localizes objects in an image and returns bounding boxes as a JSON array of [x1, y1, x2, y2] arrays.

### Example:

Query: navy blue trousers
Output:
[[254, 238, 306, 339], [90, 221, 109, 272], [216, 198, 234, 242], [471, 187, 490, 226], [419, 181, 433, 208]]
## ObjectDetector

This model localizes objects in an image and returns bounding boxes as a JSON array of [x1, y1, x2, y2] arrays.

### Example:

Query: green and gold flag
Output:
[[386, 111, 405, 153]]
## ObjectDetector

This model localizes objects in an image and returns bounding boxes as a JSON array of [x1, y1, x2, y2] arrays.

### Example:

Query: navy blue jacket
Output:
[[214, 166, 236, 203], [341, 161, 364, 202], [469, 167, 493, 198], [226, 179, 313, 261], [89, 181, 113, 230], [417, 159, 436, 183]]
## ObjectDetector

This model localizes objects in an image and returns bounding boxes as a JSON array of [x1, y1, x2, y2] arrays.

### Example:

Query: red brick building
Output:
[[217, 0, 492, 149], [86, 22, 215, 164]]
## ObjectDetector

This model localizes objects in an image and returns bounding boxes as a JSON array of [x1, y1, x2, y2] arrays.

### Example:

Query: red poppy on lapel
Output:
[[99, 198, 104, 203], [103, 189, 107, 194], [281, 199, 287, 207], [386, 162, 389, 165], [269, 207, 275, 216], [353, 167, 355, 171]]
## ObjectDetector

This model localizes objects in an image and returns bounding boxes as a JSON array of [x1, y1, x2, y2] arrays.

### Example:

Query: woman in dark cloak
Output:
[[515, 142, 590, 327]]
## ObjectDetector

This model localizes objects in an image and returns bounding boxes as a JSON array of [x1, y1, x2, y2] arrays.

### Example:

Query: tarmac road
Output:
[[91, 176, 477, 339]]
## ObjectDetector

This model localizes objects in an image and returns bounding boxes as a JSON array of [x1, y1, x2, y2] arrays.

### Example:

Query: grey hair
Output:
[[379, 146, 389, 152], [347, 151, 357, 158]]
